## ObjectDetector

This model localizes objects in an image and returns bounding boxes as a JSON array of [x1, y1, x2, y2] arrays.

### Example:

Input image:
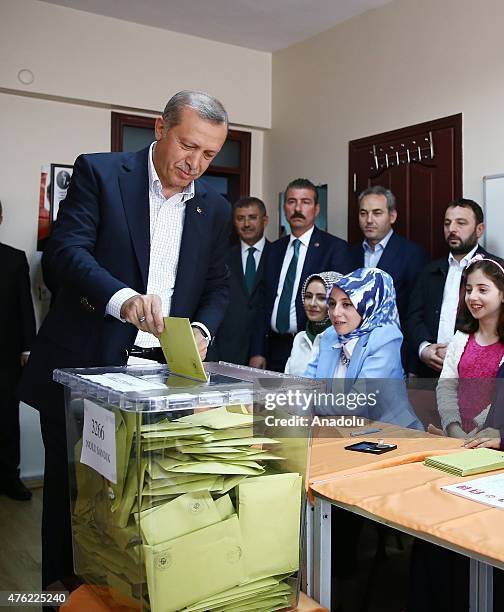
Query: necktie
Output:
[[244, 247, 256, 293], [276, 239, 301, 334]]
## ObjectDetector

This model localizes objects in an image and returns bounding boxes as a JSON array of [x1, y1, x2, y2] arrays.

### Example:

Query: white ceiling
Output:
[[39, 0, 392, 52]]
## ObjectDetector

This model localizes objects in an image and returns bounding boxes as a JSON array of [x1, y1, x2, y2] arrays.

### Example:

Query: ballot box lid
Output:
[[54, 361, 321, 413]]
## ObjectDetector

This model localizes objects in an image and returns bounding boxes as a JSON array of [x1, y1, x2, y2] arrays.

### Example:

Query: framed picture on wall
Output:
[[50, 163, 73, 222], [37, 164, 51, 251], [278, 184, 328, 237]]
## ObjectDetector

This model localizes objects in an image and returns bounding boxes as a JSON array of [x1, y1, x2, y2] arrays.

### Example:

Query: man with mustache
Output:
[[19, 90, 231, 588], [407, 198, 492, 377], [249, 178, 349, 372]]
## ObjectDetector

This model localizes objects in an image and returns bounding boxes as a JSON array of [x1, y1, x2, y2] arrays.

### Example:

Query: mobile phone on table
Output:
[[344, 441, 397, 454]]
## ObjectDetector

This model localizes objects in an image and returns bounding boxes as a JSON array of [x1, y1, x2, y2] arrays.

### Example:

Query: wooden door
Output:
[[348, 114, 462, 259]]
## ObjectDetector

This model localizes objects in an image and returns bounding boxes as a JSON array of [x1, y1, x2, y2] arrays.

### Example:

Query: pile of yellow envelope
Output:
[[72, 404, 305, 611], [72, 407, 146, 606]]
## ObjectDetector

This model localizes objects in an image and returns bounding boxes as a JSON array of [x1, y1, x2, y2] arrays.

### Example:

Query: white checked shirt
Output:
[[271, 226, 314, 334], [106, 142, 194, 348]]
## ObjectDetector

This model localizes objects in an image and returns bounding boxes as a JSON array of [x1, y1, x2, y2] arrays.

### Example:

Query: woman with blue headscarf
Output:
[[305, 267, 423, 429]]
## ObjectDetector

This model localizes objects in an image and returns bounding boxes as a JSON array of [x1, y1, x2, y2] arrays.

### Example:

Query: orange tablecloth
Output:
[[61, 585, 327, 611], [308, 422, 462, 500], [297, 591, 329, 611], [310, 426, 504, 568]]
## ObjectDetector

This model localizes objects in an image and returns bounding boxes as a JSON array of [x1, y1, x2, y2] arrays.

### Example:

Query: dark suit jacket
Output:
[[348, 231, 429, 327], [0, 243, 36, 376], [207, 240, 271, 365], [20, 147, 231, 413], [406, 244, 490, 377], [251, 226, 349, 357]]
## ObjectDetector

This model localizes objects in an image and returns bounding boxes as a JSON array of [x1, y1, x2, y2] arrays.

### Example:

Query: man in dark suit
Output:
[[250, 178, 349, 372], [348, 185, 429, 328], [19, 91, 231, 588], [0, 201, 36, 501], [207, 197, 270, 365], [407, 198, 491, 377]]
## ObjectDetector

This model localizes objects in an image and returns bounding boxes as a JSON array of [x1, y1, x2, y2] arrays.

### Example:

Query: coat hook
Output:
[[373, 144, 379, 170]]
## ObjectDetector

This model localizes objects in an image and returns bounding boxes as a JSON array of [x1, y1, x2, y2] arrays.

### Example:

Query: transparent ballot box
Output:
[[55, 362, 321, 612]]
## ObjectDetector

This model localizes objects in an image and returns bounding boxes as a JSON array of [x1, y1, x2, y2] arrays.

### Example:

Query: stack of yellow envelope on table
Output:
[[72, 404, 305, 611]]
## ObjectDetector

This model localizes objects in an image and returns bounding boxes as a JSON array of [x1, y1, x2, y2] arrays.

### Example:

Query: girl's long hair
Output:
[[457, 257, 504, 341]]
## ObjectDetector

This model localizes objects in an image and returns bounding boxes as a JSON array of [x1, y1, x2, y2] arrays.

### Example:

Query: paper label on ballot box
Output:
[[80, 399, 117, 483]]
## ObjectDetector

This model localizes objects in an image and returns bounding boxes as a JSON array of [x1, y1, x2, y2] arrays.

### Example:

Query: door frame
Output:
[[348, 113, 462, 243], [111, 111, 251, 200]]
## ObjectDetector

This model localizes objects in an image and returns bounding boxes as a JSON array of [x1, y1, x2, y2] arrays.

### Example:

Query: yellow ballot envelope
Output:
[[143, 515, 245, 612], [159, 317, 207, 381], [176, 405, 254, 429], [140, 491, 222, 545], [238, 472, 302, 580]]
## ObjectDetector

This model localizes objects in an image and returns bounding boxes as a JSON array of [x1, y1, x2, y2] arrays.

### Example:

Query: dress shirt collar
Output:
[[448, 244, 479, 268], [148, 142, 194, 202], [289, 225, 315, 248], [362, 228, 394, 253], [332, 335, 359, 356], [240, 236, 266, 256]]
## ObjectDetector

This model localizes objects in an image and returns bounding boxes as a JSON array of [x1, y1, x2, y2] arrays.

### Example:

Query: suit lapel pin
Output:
[[196, 206, 203, 214], [314, 242, 320, 248]]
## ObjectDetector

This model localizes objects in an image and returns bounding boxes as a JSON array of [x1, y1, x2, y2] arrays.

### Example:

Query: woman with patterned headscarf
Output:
[[284, 271, 342, 376], [306, 267, 423, 429]]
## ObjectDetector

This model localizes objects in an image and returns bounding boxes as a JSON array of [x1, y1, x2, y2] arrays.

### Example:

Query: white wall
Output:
[[0, 0, 271, 479], [0, 0, 271, 129], [266, 0, 504, 239], [0, 93, 113, 480]]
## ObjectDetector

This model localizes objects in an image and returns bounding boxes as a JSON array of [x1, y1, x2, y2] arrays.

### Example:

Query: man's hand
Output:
[[120, 294, 164, 335], [20, 353, 29, 367], [436, 344, 448, 361], [249, 355, 266, 370], [463, 436, 501, 449], [427, 423, 445, 436], [420, 343, 447, 371], [193, 328, 208, 360]]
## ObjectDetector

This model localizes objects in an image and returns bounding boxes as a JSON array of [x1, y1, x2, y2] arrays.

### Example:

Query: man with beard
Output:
[[407, 198, 492, 377], [249, 178, 349, 372]]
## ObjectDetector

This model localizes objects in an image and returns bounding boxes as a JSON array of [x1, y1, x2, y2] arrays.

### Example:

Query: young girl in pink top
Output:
[[436, 255, 504, 438]]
